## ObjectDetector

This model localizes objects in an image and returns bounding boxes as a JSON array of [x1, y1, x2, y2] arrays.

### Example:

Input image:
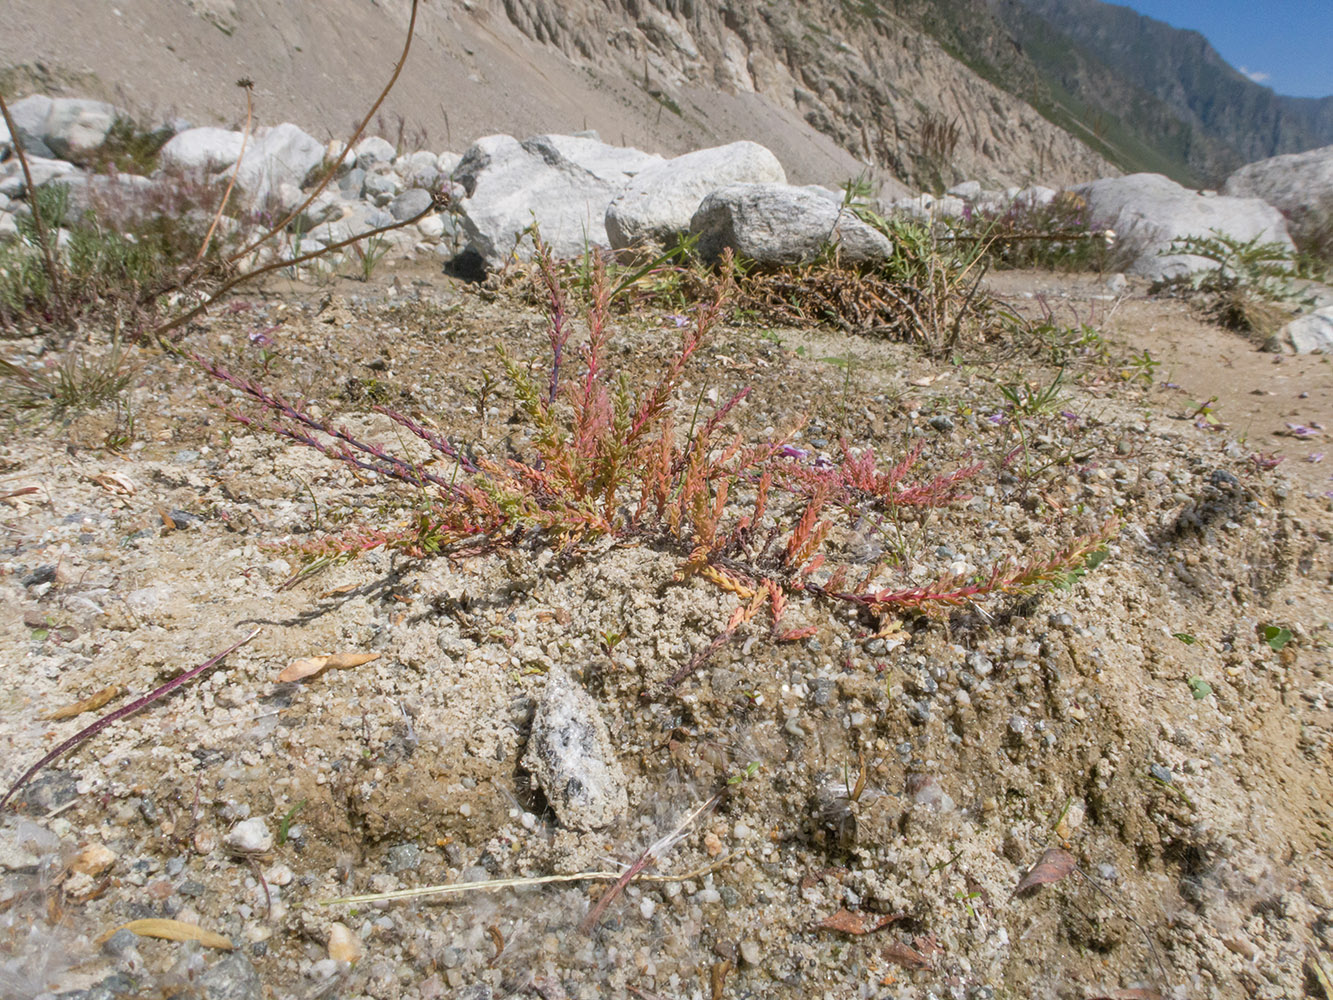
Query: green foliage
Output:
[[86, 116, 173, 175], [1263, 625, 1292, 652], [999, 367, 1065, 417], [1157, 230, 1307, 338], [351, 233, 391, 282], [0, 176, 237, 332], [1187, 676, 1212, 700], [1054, 546, 1107, 590], [1163, 230, 1301, 301]]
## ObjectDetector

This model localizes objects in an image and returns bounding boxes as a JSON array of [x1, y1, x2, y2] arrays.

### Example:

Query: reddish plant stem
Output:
[[0, 628, 261, 813]]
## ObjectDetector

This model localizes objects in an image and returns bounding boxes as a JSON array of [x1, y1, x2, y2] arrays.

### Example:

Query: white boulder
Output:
[[160, 127, 246, 175], [690, 183, 893, 266], [43, 99, 125, 163], [605, 140, 786, 250], [1073, 173, 1294, 281], [233, 123, 326, 208], [6, 95, 55, 158], [452, 133, 662, 267], [1224, 145, 1333, 244], [1273, 305, 1333, 354]]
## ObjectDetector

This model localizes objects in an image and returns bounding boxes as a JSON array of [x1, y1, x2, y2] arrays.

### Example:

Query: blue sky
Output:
[[1119, 1, 1333, 98]]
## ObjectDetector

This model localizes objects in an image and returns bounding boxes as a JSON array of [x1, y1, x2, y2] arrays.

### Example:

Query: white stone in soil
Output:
[[224, 817, 273, 853], [604, 139, 785, 250], [1276, 305, 1333, 354], [522, 666, 627, 831]]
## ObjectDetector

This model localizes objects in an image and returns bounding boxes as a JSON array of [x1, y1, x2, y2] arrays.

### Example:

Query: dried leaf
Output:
[[881, 940, 933, 970], [90, 473, 136, 495], [816, 907, 904, 935], [323, 652, 380, 670], [101, 918, 232, 950], [44, 685, 123, 721], [278, 651, 379, 682], [1014, 847, 1076, 896]]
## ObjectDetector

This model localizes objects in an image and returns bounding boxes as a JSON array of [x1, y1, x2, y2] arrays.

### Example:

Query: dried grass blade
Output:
[[43, 685, 124, 721], [99, 918, 232, 950]]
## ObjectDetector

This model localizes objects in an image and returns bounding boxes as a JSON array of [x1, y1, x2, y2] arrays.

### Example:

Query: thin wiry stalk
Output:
[[0, 89, 66, 325], [227, 0, 421, 264], [0, 628, 260, 813], [192, 81, 252, 270]]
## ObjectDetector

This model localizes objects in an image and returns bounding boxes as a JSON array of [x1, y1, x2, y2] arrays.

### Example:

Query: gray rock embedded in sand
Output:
[[605, 140, 786, 250], [1274, 305, 1333, 354], [522, 666, 627, 831], [1072, 173, 1293, 281], [690, 182, 893, 266]]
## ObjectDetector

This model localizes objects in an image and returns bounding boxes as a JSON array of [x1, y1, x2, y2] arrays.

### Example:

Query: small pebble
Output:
[[72, 842, 116, 876], [224, 818, 273, 854], [327, 922, 363, 963]]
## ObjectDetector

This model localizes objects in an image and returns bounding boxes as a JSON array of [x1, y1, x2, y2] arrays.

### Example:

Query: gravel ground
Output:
[[1, 263, 1330, 1000]]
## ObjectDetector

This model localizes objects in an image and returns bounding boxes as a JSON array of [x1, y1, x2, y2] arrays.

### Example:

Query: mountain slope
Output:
[[0, 0, 1113, 193], [1006, 0, 1333, 182]]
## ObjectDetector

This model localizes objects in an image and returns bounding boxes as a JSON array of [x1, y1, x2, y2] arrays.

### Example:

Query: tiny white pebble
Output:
[[640, 898, 656, 919], [458, 803, 472, 818], [224, 818, 273, 854]]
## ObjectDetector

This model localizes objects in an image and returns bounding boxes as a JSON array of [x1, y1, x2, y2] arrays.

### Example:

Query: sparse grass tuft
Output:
[[952, 191, 1130, 273], [0, 176, 241, 334], [0, 340, 136, 416]]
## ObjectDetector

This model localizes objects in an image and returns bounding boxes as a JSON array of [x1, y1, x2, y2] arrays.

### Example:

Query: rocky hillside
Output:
[[996, 0, 1333, 185], [0, 0, 1111, 193]]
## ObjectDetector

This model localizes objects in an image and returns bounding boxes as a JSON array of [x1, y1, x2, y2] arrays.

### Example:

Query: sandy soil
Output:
[[0, 261, 1331, 1000]]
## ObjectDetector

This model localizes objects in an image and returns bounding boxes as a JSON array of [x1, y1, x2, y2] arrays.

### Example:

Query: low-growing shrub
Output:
[[952, 191, 1129, 273], [202, 241, 1114, 685], [0, 175, 241, 333], [1153, 229, 1309, 339]]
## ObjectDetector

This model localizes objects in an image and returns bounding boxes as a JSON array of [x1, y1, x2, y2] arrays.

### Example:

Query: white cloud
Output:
[[1240, 66, 1271, 84]]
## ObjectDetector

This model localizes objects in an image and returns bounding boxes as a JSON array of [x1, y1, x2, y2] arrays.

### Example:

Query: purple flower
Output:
[[1307, 452, 1325, 464], [1285, 423, 1319, 438], [779, 445, 810, 460], [986, 412, 1007, 425]]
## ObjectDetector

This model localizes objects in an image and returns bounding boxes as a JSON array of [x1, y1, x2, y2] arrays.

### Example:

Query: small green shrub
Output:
[[0, 340, 136, 416], [1155, 229, 1308, 338]]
